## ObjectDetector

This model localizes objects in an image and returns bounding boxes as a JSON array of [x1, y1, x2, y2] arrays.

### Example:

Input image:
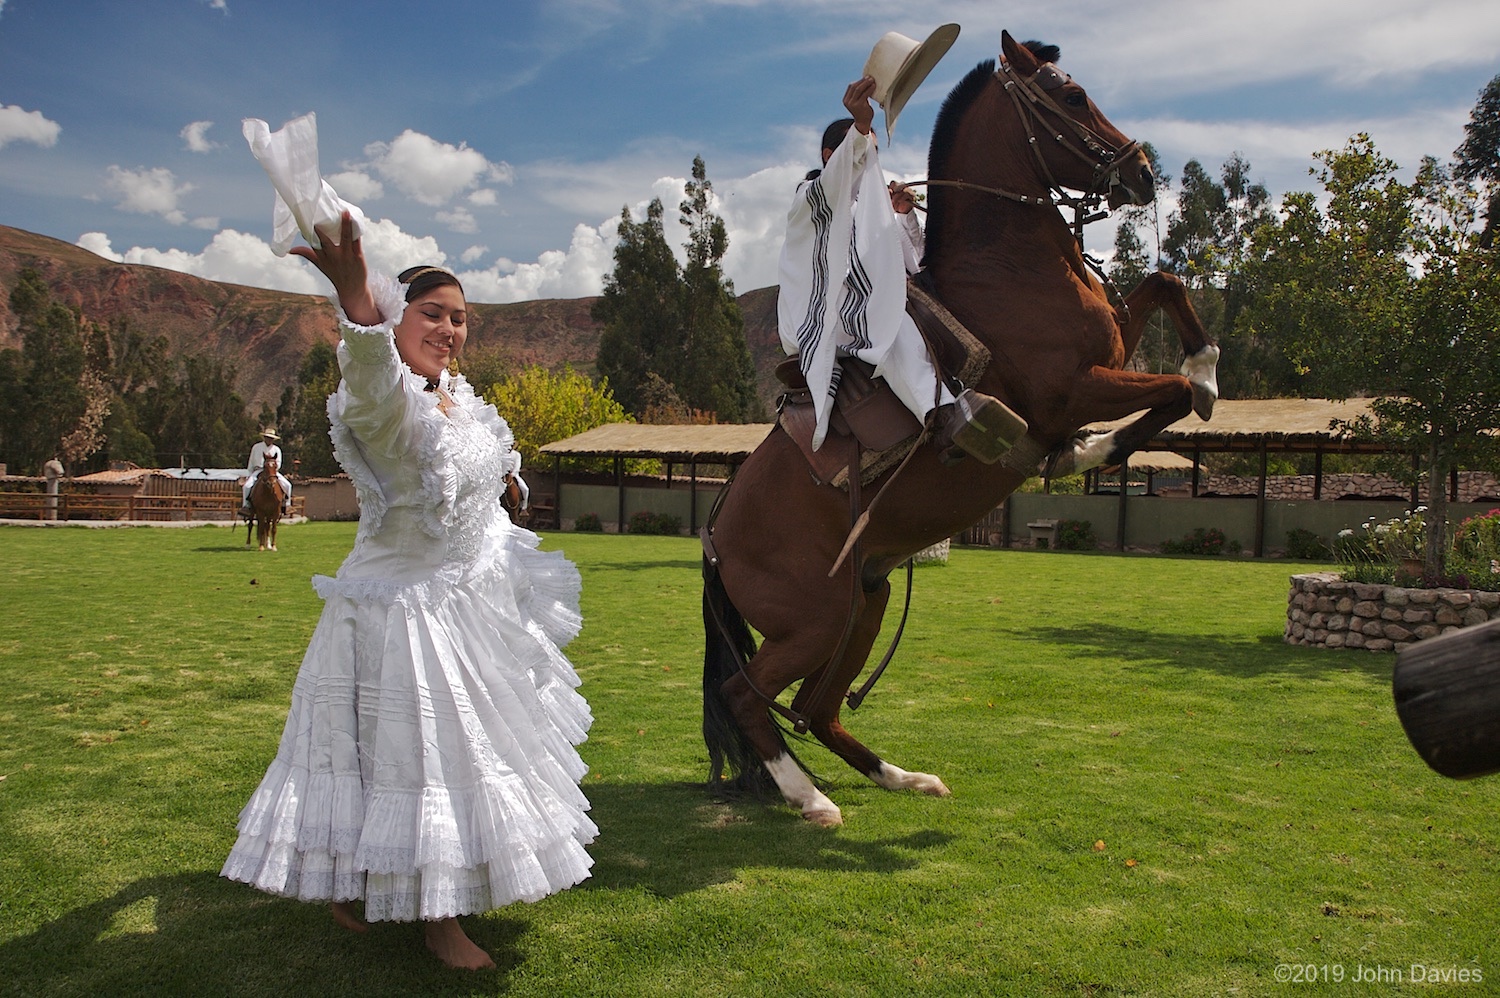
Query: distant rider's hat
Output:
[[260, 427, 281, 440], [863, 23, 961, 141]]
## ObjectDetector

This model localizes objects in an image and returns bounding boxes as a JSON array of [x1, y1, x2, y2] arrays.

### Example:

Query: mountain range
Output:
[[0, 224, 784, 413]]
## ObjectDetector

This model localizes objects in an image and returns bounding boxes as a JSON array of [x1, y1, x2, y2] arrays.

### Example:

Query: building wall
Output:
[[297, 477, 359, 521]]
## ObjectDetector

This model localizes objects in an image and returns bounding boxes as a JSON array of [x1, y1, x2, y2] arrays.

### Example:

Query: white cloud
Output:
[[94, 229, 321, 293], [77, 232, 123, 262], [71, 218, 446, 297], [460, 244, 490, 264], [458, 221, 617, 303], [104, 165, 193, 225], [0, 103, 61, 149], [355, 217, 448, 278], [467, 188, 498, 206], [180, 120, 218, 153], [365, 130, 510, 206], [436, 206, 478, 234], [326, 170, 383, 201]]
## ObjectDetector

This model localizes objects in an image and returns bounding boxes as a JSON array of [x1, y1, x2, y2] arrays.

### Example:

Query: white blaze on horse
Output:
[[701, 32, 1219, 826]]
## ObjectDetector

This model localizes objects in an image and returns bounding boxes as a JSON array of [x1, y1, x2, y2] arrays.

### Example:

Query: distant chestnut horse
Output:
[[245, 454, 284, 552], [702, 32, 1219, 826]]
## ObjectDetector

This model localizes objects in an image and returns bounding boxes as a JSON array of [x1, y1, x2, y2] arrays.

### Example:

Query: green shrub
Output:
[[627, 510, 683, 536], [1161, 526, 1226, 556], [1055, 519, 1097, 551], [573, 512, 603, 532], [1284, 527, 1330, 560]]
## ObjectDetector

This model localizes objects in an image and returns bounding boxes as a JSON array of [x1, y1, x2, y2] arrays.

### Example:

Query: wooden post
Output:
[[1313, 444, 1323, 500], [1393, 619, 1500, 779], [615, 455, 625, 534], [689, 460, 698, 535], [1254, 440, 1268, 557], [552, 455, 562, 529], [1115, 458, 1128, 552], [1191, 445, 1201, 497]]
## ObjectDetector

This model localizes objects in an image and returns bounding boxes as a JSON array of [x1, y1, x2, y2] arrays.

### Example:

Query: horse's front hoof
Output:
[[802, 805, 843, 827], [1182, 344, 1220, 421]]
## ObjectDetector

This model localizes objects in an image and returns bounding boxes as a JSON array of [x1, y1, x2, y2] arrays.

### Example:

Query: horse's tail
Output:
[[702, 559, 780, 798]]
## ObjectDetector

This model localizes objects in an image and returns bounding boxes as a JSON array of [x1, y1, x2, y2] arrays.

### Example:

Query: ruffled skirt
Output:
[[221, 527, 594, 921]]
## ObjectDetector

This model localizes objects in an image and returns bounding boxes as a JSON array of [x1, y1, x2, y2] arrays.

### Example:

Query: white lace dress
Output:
[[221, 275, 594, 921]]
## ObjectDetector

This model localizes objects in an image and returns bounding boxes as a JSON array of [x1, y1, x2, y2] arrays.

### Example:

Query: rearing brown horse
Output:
[[702, 32, 1219, 826]]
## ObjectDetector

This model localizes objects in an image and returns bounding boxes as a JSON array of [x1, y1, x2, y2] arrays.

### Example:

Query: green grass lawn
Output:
[[0, 523, 1494, 996]]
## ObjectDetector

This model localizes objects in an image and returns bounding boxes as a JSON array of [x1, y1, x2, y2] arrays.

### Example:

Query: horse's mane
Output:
[[924, 42, 1059, 267]]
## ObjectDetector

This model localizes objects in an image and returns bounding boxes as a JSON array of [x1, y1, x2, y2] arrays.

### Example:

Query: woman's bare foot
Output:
[[331, 901, 368, 933], [425, 917, 495, 970]]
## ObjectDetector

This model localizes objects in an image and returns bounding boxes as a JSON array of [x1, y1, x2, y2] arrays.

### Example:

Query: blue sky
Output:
[[2, 0, 1498, 302]]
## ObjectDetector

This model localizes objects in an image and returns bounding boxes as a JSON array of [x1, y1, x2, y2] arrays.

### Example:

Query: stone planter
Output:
[[1287, 573, 1500, 652]]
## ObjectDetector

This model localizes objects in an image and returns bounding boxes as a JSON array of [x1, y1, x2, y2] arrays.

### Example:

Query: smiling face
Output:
[[394, 284, 467, 381]]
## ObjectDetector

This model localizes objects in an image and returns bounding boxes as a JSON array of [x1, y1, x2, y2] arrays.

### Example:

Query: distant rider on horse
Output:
[[242, 427, 292, 516], [777, 27, 1024, 465]]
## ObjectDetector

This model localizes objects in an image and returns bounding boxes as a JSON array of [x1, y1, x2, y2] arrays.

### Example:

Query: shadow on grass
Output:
[[582, 782, 955, 898], [3, 784, 953, 997], [1014, 621, 1395, 681], [0, 871, 525, 998]]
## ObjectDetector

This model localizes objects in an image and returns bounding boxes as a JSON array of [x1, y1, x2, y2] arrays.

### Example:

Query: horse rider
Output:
[[242, 427, 292, 516], [777, 26, 1025, 465]]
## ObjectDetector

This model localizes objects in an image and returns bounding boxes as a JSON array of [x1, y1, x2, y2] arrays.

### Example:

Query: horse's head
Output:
[[997, 30, 1153, 208], [263, 454, 279, 476]]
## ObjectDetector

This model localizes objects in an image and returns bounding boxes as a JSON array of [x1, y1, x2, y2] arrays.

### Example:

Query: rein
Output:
[[899, 56, 1137, 247]]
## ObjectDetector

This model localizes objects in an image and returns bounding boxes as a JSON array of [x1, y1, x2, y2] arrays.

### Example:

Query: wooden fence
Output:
[[0, 490, 305, 522]]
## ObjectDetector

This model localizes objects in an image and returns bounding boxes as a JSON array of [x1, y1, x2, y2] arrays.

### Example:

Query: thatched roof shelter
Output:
[[1083, 398, 1382, 453], [539, 400, 1388, 465], [1127, 451, 1197, 473], [539, 422, 775, 462]]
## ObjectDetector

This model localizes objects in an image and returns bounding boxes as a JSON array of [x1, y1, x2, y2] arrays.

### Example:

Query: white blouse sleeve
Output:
[[330, 272, 424, 459]]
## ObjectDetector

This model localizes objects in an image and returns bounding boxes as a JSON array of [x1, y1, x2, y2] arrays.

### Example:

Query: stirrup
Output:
[[943, 389, 1028, 465]]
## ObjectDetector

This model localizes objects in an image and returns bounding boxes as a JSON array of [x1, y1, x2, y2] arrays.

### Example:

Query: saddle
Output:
[[776, 277, 994, 488]]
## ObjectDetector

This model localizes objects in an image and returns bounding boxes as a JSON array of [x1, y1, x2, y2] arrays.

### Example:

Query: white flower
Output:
[[1338, 529, 1354, 538]]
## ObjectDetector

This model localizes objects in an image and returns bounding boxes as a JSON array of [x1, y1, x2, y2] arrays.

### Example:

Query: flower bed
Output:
[[1286, 573, 1500, 651]]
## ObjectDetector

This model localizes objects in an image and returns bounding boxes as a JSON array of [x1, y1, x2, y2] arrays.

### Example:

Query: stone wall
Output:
[[1201, 471, 1500, 502], [1286, 572, 1500, 651]]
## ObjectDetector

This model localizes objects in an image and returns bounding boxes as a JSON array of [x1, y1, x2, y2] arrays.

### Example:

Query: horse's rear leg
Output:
[[719, 658, 844, 826], [796, 580, 951, 799], [1117, 272, 1219, 419]]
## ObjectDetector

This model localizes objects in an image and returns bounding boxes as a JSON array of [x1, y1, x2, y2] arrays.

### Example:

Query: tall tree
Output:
[[594, 158, 762, 421], [280, 342, 341, 476], [1240, 135, 1500, 575], [678, 156, 762, 421], [1155, 154, 1284, 395], [2, 269, 88, 474], [1453, 73, 1500, 248], [593, 198, 682, 415]]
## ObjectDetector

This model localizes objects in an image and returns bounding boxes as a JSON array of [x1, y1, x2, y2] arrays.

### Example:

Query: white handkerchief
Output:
[[242, 112, 366, 256]]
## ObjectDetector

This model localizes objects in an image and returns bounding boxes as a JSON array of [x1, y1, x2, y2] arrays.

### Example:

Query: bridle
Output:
[[902, 56, 1142, 245]]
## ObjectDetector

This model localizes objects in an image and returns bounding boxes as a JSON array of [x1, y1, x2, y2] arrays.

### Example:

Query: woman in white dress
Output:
[[222, 214, 594, 970]]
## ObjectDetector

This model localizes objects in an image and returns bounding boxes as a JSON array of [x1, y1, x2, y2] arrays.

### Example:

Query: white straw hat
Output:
[[862, 24, 961, 141]]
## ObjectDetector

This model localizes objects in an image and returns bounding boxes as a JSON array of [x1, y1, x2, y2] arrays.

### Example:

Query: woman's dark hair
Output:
[[397, 265, 463, 303]]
